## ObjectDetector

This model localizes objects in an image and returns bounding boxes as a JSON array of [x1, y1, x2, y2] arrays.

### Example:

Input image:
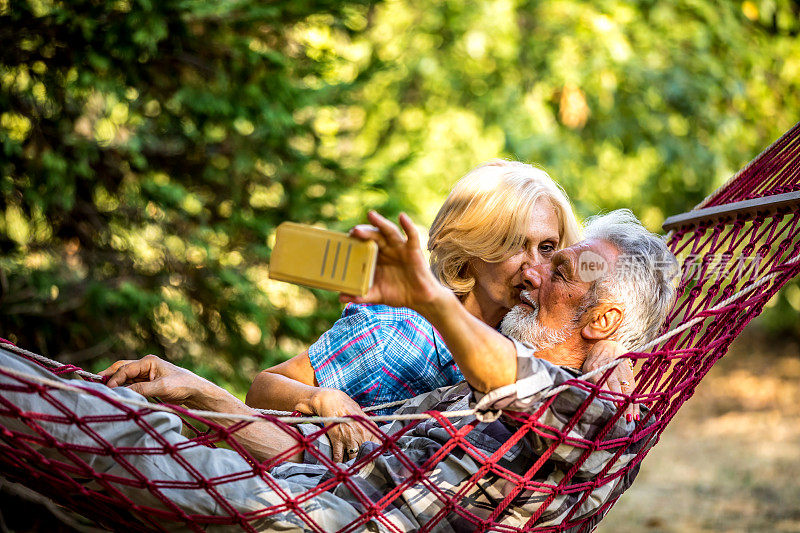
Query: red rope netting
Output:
[[1, 122, 799, 532]]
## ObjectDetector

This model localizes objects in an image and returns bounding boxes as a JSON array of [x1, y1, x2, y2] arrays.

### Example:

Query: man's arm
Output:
[[342, 212, 517, 393], [101, 356, 307, 463]]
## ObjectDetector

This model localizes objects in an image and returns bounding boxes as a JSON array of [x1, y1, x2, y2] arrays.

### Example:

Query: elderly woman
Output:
[[246, 159, 582, 461]]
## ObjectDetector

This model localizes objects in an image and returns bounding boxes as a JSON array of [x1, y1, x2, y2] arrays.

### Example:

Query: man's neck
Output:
[[530, 341, 586, 370]]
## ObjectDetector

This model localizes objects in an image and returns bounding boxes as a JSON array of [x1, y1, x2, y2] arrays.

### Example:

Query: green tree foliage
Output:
[[337, 0, 800, 226], [1, 0, 798, 390], [0, 0, 375, 389]]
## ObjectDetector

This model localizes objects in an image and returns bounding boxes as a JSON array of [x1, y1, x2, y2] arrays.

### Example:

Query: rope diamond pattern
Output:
[[1, 121, 799, 532]]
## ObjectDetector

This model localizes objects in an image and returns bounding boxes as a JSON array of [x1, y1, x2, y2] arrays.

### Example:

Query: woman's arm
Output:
[[246, 350, 318, 411], [245, 350, 379, 462]]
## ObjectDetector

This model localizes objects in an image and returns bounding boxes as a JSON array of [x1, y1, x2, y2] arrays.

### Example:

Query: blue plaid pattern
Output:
[[307, 304, 464, 414]]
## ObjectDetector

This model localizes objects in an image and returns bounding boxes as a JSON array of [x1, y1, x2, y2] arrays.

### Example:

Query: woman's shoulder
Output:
[[341, 303, 431, 326]]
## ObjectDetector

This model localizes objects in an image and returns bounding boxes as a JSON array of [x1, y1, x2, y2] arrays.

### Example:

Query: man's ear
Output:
[[581, 303, 624, 341]]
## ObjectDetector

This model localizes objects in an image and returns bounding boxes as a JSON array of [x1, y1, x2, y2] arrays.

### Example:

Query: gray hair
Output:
[[582, 209, 679, 350]]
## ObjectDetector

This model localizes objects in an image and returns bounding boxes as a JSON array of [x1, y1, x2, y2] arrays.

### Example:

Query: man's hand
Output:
[[99, 355, 213, 408], [343, 211, 445, 313], [582, 340, 640, 422], [296, 388, 380, 463]]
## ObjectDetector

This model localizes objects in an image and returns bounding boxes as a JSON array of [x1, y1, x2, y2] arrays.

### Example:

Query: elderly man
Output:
[[0, 209, 676, 532]]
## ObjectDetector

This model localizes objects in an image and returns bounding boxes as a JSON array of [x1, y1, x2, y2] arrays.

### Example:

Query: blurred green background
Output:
[[1, 0, 799, 397]]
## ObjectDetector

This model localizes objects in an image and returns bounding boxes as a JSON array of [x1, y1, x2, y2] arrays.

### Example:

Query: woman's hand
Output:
[[99, 355, 214, 409], [296, 388, 380, 463], [343, 211, 444, 312], [582, 340, 640, 422]]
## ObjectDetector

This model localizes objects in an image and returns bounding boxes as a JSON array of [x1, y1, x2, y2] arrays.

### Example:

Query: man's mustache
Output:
[[519, 290, 538, 313]]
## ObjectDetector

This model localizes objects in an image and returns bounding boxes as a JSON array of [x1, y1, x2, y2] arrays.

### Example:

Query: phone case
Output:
[[269, 222, 378, 296]]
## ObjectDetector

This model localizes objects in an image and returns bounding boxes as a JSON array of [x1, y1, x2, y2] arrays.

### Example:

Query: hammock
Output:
[[1, 121, 799, 532]]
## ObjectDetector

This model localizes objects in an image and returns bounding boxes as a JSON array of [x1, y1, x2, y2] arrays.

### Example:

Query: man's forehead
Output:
[[559, 239, 619, 283], [557, 239, 617, 259]]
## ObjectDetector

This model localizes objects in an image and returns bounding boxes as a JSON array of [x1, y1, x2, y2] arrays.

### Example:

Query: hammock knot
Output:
[[104, 445, 119, 457], [720, 285, 735, 299], [52, 365, 81, 376]]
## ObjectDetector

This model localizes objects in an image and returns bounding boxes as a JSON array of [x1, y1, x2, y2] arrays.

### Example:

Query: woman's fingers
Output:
[[584, 341, 642, 421], [352, 213, 421, 256], [327, 422, 367, 463], [342, 425, 362, 460], [309, 389, 375, 463], [608, 369, 632, 423], [330, 430, 346, 464], [592, 357, 639, 423], [349, 225, 387, 248], [605, 361, 639, 423], [618, 361, 640, 421], [582, 340, 622, 383]]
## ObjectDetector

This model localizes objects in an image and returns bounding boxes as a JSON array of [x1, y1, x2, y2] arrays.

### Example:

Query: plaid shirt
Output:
[[1, 341, 649, 532], [308, 304, 464, 414]]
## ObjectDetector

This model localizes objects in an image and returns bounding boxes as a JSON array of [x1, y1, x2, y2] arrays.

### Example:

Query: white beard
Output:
[[500, 292, 574, 352]]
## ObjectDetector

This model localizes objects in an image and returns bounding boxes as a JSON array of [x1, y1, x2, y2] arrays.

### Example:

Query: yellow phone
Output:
[[269, 222, 378, 296]]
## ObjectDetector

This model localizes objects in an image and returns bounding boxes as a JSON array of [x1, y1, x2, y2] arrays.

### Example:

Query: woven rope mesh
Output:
[[1, 122, 799, 532]]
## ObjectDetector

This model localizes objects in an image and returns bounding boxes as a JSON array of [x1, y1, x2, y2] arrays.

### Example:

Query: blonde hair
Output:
[[428, 159, 581, 295]]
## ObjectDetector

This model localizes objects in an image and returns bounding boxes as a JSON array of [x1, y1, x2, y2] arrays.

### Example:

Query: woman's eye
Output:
[[539, 243, 556, 255]]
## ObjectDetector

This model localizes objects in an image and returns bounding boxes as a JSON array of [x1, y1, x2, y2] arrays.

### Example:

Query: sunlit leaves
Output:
[[0, 0, 374, 389], [2, 0, 799, 388]]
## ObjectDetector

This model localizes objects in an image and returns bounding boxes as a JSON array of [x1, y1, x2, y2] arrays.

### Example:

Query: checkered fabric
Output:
[[308, 304, 463, 414]]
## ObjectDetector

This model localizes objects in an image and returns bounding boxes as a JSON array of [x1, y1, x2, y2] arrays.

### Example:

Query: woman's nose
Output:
[[522, 265, 542, 289], [521, 249, 542, 270]]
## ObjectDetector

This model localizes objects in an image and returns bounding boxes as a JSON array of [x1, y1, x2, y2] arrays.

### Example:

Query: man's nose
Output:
[[522, 265, 542, 289]]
